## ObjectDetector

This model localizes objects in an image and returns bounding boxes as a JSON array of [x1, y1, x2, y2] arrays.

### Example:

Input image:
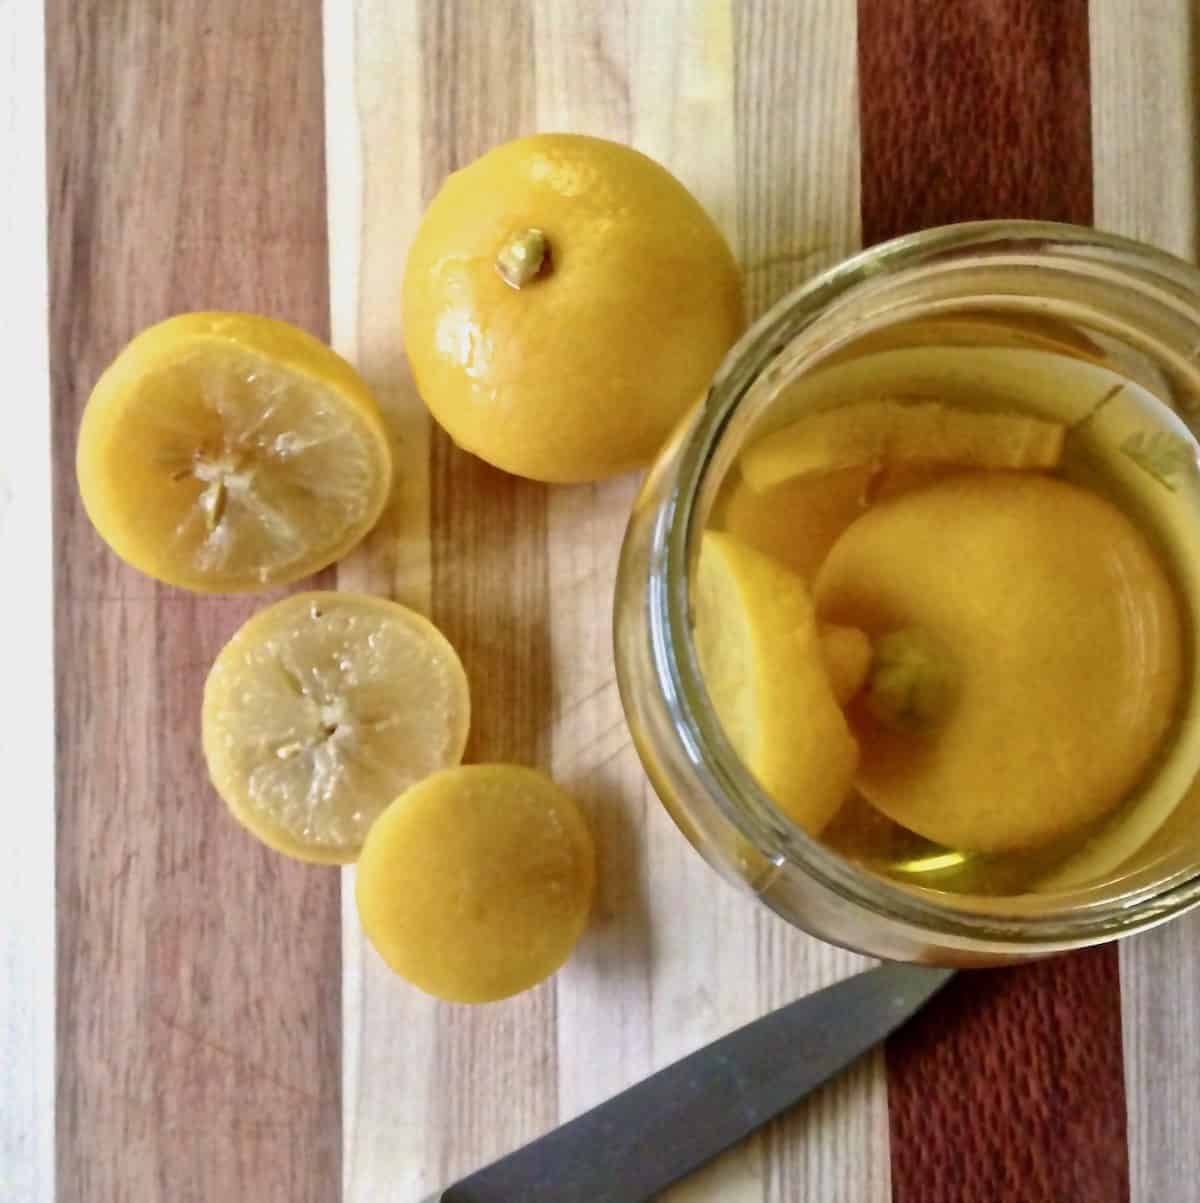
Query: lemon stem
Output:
[[496, 228, 549, 289], [203, 479, 227, 532], [865, 627, 959, 734]]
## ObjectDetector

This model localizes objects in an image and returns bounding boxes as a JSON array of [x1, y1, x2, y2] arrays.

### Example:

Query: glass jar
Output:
[[614, 220, 1200, 965]]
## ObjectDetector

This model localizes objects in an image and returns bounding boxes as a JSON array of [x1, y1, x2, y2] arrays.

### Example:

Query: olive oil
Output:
[[714, 316, 1200, 897]]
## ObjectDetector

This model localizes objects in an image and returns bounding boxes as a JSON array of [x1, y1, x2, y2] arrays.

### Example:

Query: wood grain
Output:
[[855, 3, 1134, 1202], [858, 0, 1093, 243], [887, 953, 1128, 1202], [1090, 5, 1200, 1202], [1, 3, 54, 1202], [332, 2, 884, 1201], [48, 4, 340, 1201], [323, 5, 444, 1199], [733, 6, 890, 1203]]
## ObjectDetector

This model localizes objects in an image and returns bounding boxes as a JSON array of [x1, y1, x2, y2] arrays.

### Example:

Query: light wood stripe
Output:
[[333, 1, 878, 1200], [1090, 5, 1200, 1201], [731, 7, 888, 1203], [324, 3, 442, 1199], [48, 5, 340, 1200], [1, 3, 54, 1201]]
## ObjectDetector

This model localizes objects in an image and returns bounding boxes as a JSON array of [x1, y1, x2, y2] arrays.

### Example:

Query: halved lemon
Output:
[[693, 531, 860, 835], [77, 312, 393, 592], [202, 591, 470, 863], [356, 765, 596, 1003]]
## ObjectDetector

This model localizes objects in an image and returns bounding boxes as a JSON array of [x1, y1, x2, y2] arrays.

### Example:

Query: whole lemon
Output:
[[402, 134, 744, 483]]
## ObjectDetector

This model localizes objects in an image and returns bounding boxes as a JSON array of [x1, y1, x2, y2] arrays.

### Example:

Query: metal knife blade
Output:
[[422, 963, 953, 1203]]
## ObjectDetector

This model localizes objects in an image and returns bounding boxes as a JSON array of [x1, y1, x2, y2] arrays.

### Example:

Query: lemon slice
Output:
[[202, 591, 470, 863], [77, 312, 393, 592], [693, 531, 859, 834], [356, 765, 596, 1003], [740, 400, 1064, 493]]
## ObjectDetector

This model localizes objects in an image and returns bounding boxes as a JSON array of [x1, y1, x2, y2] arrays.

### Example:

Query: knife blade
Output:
[[421, 963, 953, 1203]]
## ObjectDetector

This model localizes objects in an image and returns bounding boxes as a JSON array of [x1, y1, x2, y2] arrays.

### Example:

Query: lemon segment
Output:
[[693, 531, 859, 835], [355, 765, 595, 1004], [77, 312, 393, 592], [741, 400, 1064, 493], [202, 592, 470, 864]]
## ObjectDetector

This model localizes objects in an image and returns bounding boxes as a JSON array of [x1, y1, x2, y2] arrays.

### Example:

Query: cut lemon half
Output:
[[202, 591, 470, 863], [356, 765, 596, 1003], [693, 531, 860, 835], [77, 312, 393, 592]]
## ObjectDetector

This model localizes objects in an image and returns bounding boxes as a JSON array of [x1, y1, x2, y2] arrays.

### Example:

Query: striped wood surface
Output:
[[6, 2, 1195, 1201]]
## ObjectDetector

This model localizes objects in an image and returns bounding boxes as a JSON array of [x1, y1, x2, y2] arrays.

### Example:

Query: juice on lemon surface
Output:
[[704, 315, 1200, 897]]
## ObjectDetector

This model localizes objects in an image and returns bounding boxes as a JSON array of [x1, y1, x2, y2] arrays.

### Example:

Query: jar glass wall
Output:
[[614, 221, 1200, 964]]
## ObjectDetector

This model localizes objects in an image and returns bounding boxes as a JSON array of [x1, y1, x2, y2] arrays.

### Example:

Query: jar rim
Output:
[[650, 219, 1200, 948]]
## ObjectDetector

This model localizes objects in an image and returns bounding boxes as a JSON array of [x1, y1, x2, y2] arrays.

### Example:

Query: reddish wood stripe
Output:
[[855, 4, 1130, 1202], [858, 0, 1093, 242], [48, 4, 340, 1201]]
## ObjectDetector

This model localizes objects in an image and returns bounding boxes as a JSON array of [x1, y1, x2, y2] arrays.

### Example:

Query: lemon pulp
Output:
[[77, 312, 393, 592], [202, 591, 470, 863]]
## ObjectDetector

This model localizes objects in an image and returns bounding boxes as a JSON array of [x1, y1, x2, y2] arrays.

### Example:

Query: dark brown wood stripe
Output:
[[420, 0, 559, 1181], [48, 4, 340, 1200], [858, 0, 1094, 243], [855, 4, 1131, 1202]]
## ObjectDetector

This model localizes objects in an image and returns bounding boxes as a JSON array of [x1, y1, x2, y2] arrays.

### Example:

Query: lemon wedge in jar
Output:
[[356, 765, 595, 1003], [77, 313, 392, 592], [693, 531, 860, 834], [202, 592, 470, 864], [740, 400, 1064, 493]]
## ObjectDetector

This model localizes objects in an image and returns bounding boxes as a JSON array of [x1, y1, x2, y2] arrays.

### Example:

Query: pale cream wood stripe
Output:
[[1091, 5, 1200, 1203], [0, 1, 54, 1200], [629, 7, 767, 1203], [331, 2, 879, 1200], [325, 4, 440, 1201], [541, 2, 884, 1202], [734, 5, 888, 1203]]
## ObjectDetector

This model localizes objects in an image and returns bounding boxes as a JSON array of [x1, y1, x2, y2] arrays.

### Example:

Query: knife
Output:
[[421, 963, 953, 1203]]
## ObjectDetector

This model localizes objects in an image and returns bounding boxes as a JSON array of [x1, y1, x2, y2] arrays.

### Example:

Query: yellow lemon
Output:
[[202, 592, 469, 864], [402, 134, 743, 482], [694, 531, 860, 834], [77, 312, 392, 592], [814, 472, 1183, 853], [356, 765, 595, 1003]]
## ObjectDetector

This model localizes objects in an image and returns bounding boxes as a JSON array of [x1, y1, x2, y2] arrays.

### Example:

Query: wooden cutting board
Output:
[[15, 2, 1200, 1202]]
